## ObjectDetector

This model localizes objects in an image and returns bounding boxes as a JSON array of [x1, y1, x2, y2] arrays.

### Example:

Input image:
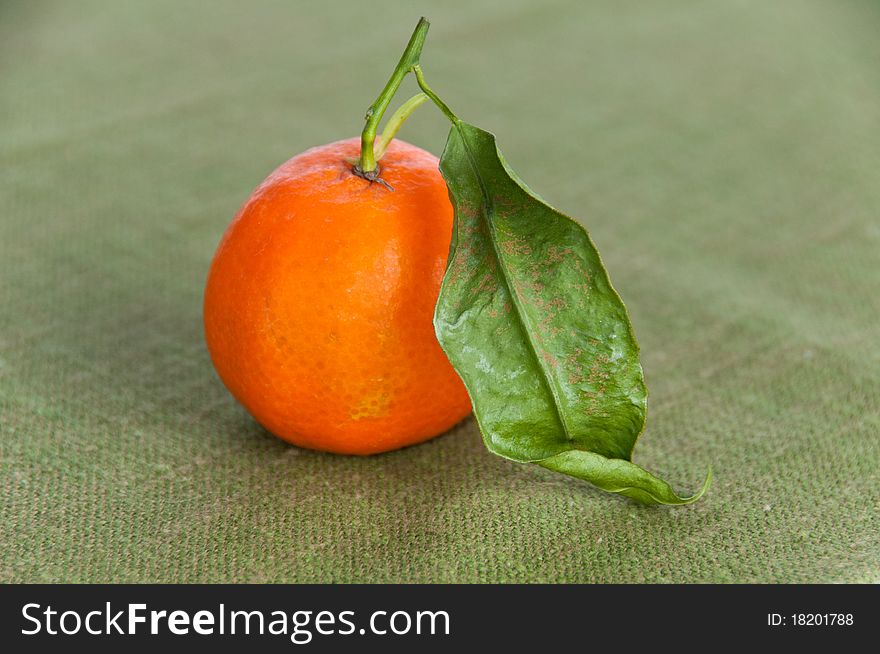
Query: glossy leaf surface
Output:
[[434, 120, 709, 504]]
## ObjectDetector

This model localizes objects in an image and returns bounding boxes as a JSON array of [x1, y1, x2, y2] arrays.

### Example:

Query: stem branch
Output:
[[413, 65, 457, 122], [374, 93, 428, 161]]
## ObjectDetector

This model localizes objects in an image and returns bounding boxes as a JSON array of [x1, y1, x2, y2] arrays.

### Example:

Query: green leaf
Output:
[[434, 120, 710, 505]]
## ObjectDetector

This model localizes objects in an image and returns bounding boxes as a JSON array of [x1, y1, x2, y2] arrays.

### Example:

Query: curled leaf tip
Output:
[[636, 465, 712, 506], [686, 466, 713, 504], [536, 451, 711, 506]]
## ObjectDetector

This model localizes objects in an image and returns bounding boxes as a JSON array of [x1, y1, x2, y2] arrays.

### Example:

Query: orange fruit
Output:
[[204, 137, 472, 454]]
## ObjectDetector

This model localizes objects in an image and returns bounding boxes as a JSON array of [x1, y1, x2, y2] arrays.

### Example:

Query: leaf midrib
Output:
[[450, 121, 576, 447]]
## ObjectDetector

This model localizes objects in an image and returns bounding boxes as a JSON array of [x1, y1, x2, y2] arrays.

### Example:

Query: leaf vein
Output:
[[451, 121, 576, 444]]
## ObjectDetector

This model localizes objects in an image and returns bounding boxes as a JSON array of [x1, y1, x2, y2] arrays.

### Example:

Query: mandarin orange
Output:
[[204, 137, 472, 454]]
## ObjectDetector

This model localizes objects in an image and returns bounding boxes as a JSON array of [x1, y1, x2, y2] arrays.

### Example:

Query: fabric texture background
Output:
[[1, 0, 877, 583]]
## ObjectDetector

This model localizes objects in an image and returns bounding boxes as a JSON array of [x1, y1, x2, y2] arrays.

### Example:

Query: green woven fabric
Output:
[[2, 0, 878, 583]]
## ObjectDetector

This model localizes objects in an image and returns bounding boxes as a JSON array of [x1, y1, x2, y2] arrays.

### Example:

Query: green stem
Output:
[[374, 93, 428, 161], [357, 18, 431, 174], [413, 65, 457, 122]]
